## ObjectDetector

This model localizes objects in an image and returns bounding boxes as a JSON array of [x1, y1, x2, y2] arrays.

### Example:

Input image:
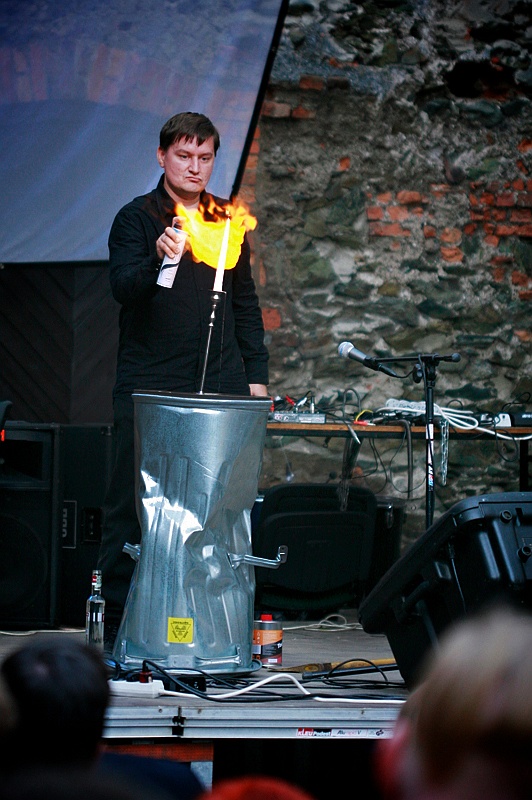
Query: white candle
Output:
[[213, 215, 231, 291]]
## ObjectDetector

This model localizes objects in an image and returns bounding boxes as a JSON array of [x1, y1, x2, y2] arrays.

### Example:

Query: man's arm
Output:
[[108, 205, 162, 305]]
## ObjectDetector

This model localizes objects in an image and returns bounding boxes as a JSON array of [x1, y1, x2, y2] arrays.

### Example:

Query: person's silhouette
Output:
[[0, 636, 203, 800]]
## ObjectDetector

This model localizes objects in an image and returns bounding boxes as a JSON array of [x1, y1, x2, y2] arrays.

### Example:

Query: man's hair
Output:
[[159, 112, 220, 154], [401, 604, 532, 791], [0, 637, 110, 773]]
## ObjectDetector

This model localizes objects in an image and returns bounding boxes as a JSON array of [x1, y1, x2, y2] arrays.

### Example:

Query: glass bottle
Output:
[[85, 569, 105, 650]]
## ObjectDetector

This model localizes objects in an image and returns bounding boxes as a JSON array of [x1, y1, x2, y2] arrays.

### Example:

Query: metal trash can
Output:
[[112, 391, 272, 673]]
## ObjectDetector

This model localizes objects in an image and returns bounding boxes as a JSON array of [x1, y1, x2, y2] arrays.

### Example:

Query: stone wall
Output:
[[239, 0, 532, 541]]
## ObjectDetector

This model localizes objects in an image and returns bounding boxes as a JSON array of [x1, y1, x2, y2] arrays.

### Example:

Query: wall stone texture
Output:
[[242, 0, 532, 542]]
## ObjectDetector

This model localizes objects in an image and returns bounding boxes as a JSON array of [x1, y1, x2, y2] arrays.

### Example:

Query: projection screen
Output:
[[0, 0, 288, 264]]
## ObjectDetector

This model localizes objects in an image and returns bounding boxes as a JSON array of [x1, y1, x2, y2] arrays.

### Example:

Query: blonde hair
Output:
[[402, 604, 532, 788]]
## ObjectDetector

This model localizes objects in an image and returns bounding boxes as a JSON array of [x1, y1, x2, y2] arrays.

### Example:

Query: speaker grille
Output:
[[0, 512, 49, 612], [0, 423, 61, 629]]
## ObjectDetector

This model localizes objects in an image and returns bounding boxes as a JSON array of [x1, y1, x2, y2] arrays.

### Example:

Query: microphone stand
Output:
[[414, 356, 437, 530], [198, 290, 225, 395], [369, 351, 460, 531]]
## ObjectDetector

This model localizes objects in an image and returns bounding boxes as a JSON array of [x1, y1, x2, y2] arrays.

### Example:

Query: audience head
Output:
[[1, 767, 163, 800], [375, 604, 532, 800], [0, 636, 110, 774], [198, 776, 316, 800]]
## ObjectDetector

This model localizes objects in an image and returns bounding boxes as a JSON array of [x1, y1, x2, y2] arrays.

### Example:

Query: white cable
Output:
[[108, 673, 309, 700], [313, 695, 405, 705], [190, 671, 313, 699], [474, 427, 532, 441], [109, 670, 405, 705], [377, 401, 532, 442], [284, 613, 362, 632], [380, 401, 532, 439], [0, 628, 84, 637], [380, 399, 480, 430]]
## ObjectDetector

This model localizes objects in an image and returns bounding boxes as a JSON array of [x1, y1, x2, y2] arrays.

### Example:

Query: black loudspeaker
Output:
[[359, 492, 532, 687], [251, 486, 405, 607], [364, 496, 406, 597], [0, 423, 62, 629], [59, 424, 115, 627], [252, 483, 377, 615]]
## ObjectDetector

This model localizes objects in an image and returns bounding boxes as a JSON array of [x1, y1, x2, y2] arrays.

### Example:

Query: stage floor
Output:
[[0, 610, 408, 793], [0, 610, 407, 796], [0, 608, 407, 737]]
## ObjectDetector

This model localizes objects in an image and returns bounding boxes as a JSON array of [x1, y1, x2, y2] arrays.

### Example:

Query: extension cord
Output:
[[381, 399, 479, 430], [385, 399, 427, 413], [269, 412, 327, 423], [108, 679, 166, 698], [478, 413, 512, 428]]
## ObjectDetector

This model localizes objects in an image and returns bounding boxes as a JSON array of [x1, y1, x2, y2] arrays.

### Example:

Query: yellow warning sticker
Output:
[[167, 617, 194, 643]]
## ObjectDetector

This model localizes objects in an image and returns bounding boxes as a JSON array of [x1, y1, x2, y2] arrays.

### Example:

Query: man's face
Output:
[[157, 136, 216, 203]]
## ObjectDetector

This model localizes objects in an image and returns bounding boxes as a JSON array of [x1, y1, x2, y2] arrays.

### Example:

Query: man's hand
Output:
[[249, 384, 269, 397], [156, 217, 186, 261]]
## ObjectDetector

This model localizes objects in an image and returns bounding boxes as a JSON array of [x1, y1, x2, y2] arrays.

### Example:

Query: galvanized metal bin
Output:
[[112, 391, 271, 673]]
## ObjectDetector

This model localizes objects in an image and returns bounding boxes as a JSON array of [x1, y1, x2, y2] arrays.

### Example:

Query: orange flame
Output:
[[176, 197, 257, 271]]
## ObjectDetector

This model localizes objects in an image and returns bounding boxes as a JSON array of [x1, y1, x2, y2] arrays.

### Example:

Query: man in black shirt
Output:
[[98, 112, 269, 651]]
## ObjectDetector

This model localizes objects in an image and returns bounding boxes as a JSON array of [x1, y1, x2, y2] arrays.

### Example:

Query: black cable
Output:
[[447, 541, 466, 613], [341, 388, 362, 419], [502, 392, 531, 414], [368, 434, 412, 495], [493, 427, 520, 463], [328, 658, 390, 683], [386, 419, 413, 498], [129, 659, 405, 705]]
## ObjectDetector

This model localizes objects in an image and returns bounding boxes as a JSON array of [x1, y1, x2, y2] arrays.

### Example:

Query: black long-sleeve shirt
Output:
[[109, 177, 269, 399]]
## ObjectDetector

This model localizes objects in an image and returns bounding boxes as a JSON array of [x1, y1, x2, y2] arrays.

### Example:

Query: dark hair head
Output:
[[2, 767, 167, 800], [159, 112, 220, 154], [0, 637, 110, 773]]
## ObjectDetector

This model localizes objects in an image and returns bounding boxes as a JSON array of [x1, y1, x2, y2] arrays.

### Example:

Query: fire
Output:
[[176, 197, 257, 271]]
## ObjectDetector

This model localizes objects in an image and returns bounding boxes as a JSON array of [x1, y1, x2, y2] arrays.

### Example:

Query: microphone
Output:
[[442, 352, 461, 363], [338, 341, 399, 378]]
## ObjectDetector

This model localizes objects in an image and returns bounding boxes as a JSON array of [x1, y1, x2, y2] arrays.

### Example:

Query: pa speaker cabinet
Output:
[[363, 496, 406, 597], [358, 492, 532, 687], [0, 422, 62, 629], [59, 424, 115, 627]]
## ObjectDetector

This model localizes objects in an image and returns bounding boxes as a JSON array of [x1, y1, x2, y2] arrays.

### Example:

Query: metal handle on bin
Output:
[[123, 542, 141, 561], [227, 545, 288, 570]]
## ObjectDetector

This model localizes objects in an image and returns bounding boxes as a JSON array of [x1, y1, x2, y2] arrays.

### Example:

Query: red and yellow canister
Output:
[[252, 613, 283, 665]]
